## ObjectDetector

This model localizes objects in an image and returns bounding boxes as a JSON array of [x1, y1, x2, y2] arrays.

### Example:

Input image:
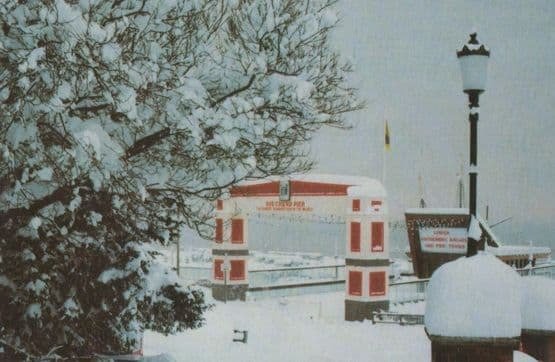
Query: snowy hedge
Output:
[[0, 0, 361, 358]]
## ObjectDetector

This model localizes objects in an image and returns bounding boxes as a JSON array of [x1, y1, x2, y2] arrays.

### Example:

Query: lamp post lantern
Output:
[[457, 32, 490, 257]]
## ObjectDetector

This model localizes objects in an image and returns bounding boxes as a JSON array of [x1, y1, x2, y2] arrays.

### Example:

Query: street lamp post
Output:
[[457, 33, 490, 257]]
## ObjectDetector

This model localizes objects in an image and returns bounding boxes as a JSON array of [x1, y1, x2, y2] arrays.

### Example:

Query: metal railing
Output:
[[388, 278, 429, 304], [248, 264, 344, 287], [178, 264, 345, 287], [247, 279, 344, 300], [372, 311, 425, 325], [515, 263, 554, 278], [179, 262, 555, 301]]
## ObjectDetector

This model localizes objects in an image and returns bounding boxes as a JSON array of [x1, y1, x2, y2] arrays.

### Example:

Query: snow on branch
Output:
[[0, 0, 361, 357]]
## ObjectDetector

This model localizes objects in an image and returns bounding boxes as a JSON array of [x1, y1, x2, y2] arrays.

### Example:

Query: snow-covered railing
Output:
[[515, 263, 554, 278], [247, 279, 344, 300], [388, 278, 430, 304], [178, 264, 345, 287], [249, 264, 344, 287], [179, 262, 555, 302], [372, 311, 425, 325], [179, 264, 429, 303]]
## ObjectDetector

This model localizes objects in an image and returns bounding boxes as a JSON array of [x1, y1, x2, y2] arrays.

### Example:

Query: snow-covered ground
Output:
[[144, 290, 429, 362]]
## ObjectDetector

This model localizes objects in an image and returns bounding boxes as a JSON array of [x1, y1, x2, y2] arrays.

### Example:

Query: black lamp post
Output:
[[457, 33, 490, 257]]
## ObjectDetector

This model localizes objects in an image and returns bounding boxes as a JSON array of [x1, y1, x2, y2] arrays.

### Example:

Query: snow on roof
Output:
[[238, 174, 384, 189], [405, 208, 469, 215], [476, 215, 500, 246], [347, 184, 386, 198], [513, 351, 537, 362], [521, 276, 555, 331], [487, 245, 551, 257], [425, 252, 521, 338], [468, 215, 482, 241]]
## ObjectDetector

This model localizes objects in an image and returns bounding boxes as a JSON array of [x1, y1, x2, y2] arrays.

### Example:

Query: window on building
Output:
[[231, 219, 244, 243], [348, 271, 362, 296], [371, 222, 384, 252], [215, 219, 223, 243], [214, 259, 224, 280], [369, 271, 386, 296], [230, 260, 246, 280], [350, 222, 361, 252], [216, 199, 223, 210], [352, 199, 360, 212]]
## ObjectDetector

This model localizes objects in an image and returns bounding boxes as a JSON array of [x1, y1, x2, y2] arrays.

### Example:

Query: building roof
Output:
[[487, 245, 551, 257], [233, 174, 386, 197], [237, 173, 382, 187], [406, 207, 469, 215]]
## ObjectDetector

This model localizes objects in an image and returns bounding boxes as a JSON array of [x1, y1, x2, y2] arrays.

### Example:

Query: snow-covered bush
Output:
[[0, 0, 361, 358]]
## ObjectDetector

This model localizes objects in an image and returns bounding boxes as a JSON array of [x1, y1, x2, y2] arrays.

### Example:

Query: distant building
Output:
[[214, 173, 390, 321]]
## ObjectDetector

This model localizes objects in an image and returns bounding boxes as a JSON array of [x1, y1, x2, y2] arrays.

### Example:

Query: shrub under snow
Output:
[[0, 0, 361, 358]]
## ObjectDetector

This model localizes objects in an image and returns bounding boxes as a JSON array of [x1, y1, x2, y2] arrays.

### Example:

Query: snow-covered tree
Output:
[[0, 0, 362, 358]]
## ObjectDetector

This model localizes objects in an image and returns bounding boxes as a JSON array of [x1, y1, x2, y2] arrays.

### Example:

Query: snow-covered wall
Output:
[[521, 276, 555, 331]]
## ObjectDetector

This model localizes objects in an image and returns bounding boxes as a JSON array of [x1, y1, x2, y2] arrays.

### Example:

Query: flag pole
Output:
[[383, 120, 389, 185], [382, 138, 386, 185]]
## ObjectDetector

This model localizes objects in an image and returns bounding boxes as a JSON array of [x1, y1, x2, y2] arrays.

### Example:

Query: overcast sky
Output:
[[311, 0, 555, 245]]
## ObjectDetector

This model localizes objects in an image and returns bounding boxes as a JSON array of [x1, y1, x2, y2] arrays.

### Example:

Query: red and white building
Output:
[[212, 174, 389, 321], [345, 185, 389, 320], [212, 196, 249, 301]]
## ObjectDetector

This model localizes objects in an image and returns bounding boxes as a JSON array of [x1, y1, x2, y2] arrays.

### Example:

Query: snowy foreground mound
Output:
[[145, 291, 429, 362], [425, 253, 521, 338], [143, 288, 539, 361]]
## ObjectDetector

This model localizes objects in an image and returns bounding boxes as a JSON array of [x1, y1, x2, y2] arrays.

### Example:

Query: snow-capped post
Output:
[[424, 254, 521, 361], [520, 277, 555, 361], [457, 32, 490, 256]]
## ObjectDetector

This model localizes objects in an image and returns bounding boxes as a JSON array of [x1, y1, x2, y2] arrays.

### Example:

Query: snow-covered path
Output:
[[144, 291, 429, 362]]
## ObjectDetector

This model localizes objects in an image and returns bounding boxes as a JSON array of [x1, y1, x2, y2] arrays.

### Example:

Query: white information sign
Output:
[[418, 227, 467, 254], [279, 179, 290, 201]]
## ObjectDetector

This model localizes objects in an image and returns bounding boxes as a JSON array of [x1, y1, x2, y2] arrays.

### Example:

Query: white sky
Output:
[[311, 0, 555, 244]]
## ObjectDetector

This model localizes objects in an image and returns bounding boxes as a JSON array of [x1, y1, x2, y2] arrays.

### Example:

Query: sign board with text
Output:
[[256, 200, 313, 212], [418, 227, 467, 254]]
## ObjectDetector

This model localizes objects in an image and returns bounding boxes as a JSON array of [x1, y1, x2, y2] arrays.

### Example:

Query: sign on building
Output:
[[279, 179, 290, 201]]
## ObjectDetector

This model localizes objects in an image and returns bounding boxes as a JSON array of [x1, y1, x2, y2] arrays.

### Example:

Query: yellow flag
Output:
[[385, 121, 391, 151]]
